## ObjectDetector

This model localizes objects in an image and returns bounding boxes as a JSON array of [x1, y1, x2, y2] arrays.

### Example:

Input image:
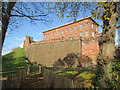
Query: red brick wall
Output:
[[43, 18, 99, 41], [81, 40, 99, 66]]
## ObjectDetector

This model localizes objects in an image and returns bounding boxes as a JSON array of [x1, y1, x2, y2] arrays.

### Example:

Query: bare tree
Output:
[[1, 2, 52, 47]]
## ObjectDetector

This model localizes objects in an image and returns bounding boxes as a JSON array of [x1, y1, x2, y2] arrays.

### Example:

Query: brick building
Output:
[[24, 16, 100, 66], [42, 16, 100, 65], [43, 16, 99, 41]]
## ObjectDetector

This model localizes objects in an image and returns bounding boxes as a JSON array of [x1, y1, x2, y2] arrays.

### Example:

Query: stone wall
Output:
[[25, 39, 82, 66]]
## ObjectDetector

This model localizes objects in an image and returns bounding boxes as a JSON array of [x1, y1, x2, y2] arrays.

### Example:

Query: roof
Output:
[[43, 16, 99, 33]]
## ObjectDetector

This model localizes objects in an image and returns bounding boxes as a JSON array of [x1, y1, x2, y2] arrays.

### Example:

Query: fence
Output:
[[2, 65, 40, 88], [42, 67, 84, 88], [2, 65, 93, 88]]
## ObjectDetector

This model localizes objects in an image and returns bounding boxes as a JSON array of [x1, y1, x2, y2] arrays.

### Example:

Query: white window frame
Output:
[[66, 29, 68, 33], [80, 32, 83, 36], [70, 27, 72, 31], [86, 31, 89, 36], [62, 30, 64, 34], [58, 31, 60, 35], [54, 32, 56, 36], [92, 32, 94, 37], [92, 24, 94, 28], [96, 27, 98, 31], [74, 33, 78, 37], [85, 23, 89, 27], [66, 35, 69, 39], [70, 34, 72, 37], [50, 33, 52, 36], [44, 35, 46, 38], [74, 26, 77, 30], [80, 24, 82, 29]]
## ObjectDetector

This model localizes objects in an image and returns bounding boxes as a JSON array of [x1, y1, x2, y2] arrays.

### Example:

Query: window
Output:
[[62, 36, 64, 39], [80, 24, 82, 29], [80, 32, 83, 36], [62, 30, 64, 34], [70, 27, 72, 31], [74, 26, 77, 30], [70, 34, 72, 37], [92, 24, 94, 28], [66, 29, 68, 33], [66, 35, 69, 39], [86, 31, 89, 36], [96, 27, 98, 31], [44, 35, 45, 38], [85, 23, 89, 27], [74, 33, 78, 36], [92, 32, 94, 37], [49, 33, 52, 37], [54, 32, 56, 36], [58, 31, 60, 34]]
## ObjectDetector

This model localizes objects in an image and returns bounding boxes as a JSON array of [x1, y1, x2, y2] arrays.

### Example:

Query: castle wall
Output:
[[25, 39, 82, 66], [81, 40, 99, 66]]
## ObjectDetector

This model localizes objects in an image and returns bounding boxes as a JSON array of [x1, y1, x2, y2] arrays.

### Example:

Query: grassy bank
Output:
[[2, 48, 31, 76]]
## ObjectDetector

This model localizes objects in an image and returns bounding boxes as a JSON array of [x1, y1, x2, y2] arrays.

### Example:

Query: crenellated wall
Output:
[[25, 39, 82, 66], [24, 36, 99, 67]]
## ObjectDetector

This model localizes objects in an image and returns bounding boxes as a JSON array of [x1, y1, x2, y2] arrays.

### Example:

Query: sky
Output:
[[2, 2, 120, 55]]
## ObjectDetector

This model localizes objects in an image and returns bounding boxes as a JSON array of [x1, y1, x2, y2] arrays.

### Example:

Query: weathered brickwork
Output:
[[25, 39, 82, 66], [24, 16, 100, 67]]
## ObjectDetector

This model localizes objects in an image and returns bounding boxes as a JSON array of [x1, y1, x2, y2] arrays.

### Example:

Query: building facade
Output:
[[24, 16, 100, 66], [43, 16, 99, 41]]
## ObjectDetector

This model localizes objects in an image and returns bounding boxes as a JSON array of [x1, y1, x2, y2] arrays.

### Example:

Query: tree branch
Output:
[[11, 9, 49, 18]]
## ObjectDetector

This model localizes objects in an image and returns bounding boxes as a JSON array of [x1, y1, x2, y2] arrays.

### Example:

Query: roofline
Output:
[[43, 16, 99, 33]]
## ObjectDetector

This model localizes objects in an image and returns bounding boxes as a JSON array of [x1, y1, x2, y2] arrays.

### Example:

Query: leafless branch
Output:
[[11, 9, 49, 18]]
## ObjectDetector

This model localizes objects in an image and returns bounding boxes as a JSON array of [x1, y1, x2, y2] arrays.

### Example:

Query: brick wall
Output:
[[43, 17, 99, 42], [81, 39, 99, 66]]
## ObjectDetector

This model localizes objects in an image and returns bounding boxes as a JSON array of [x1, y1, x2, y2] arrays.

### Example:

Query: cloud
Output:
[[20, 42, 23, 48], [34, 39, 38, 41], [15, 37, 25, 41], [38, 32, 42, 36]]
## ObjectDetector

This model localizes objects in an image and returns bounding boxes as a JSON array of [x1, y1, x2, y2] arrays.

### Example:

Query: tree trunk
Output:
[[2, 2, 16, 47], [97, 2, 118, 88]]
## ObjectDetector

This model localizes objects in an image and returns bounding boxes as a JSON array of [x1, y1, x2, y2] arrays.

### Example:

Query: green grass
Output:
[[2, 48, 31, 76], [13, 48, 26, 58], [76, 71, 95, 79]]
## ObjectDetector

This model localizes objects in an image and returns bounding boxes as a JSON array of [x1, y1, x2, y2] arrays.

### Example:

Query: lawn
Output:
[[2, 48, 31, 76]]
